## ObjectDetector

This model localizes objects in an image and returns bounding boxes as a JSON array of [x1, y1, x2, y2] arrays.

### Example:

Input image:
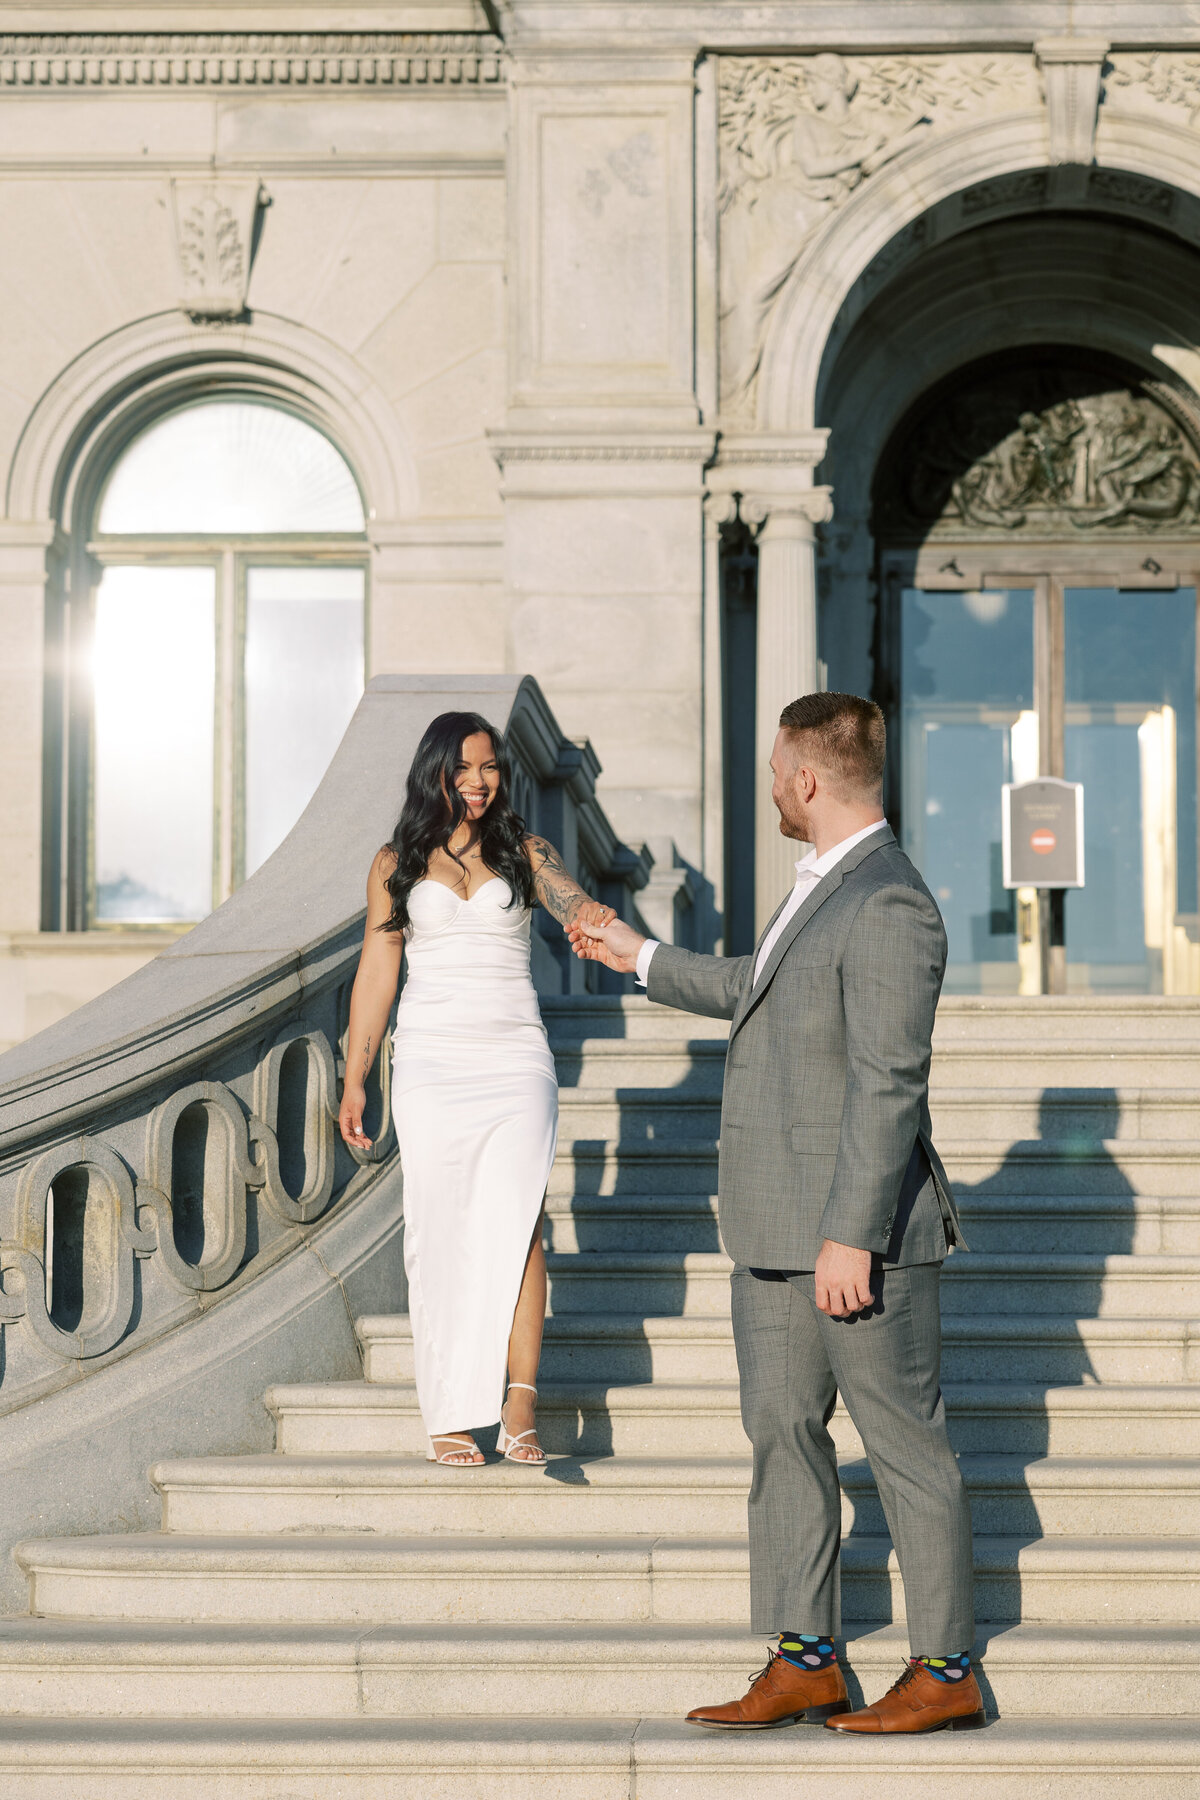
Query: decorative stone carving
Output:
[[1088, 168, 1176, 218], [884, 364, 1200, 538], [1108, 52, 1200, 126], [1035, 37, 1109, 165], [141, 1080, 258, 1291], [170, 178, 263, 320], [3, 1137, 153, 1359], [0, 33, 503, 89], [961, 170, 1050, 216], [718, 53, 1040, 414], [252, 1029, 339, 1224]]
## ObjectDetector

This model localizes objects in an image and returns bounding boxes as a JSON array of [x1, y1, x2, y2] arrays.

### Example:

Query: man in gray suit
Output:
[[569, 692, 983, 1735]]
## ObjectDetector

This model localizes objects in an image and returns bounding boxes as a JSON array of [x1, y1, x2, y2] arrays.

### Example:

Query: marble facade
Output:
[[5, 4, 1200, 1039]]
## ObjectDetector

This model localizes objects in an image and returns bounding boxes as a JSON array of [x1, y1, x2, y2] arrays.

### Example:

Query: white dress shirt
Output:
[[635, 818, 889, 989]]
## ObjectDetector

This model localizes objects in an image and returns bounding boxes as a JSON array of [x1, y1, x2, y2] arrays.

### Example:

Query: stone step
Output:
[[149, 1452, 1200, 1541], [545, 1140, 717, 1196], [553, 1039, 1200, 1094], [360, 1309, 1200, 1386], [267, 1378, 1200, 1458], [543, 992, 1200, 1047], [553, 1033, 1200, 1087], [929, 1043, 1200, 1089], [542, 996, 730, 1043], [555, 1089, 720, 1141], [0, 1619, 1192, 1721], [541, 1191, 1200, 1257], [553, 1040, 728, 1091], [0, 1715, 1197, 1799], [928, 994, 1200, 1043], [538, 1250, 1200, 1317], [17, 1530, 1200, 1626], [552, 1087, 1200, 1146], [546, 1136, 1200, 1198], [929, 1089, 1200, 1142]]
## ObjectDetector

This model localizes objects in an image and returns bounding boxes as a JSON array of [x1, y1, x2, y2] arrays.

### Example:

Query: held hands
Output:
[[339, 1083, 372, 1152], [814, 1239, 875, 1317], [566, 915, 647, 975], [572, 899, 618, 932]]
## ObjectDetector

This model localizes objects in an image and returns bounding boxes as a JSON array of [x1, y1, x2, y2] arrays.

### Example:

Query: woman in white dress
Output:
[[338, 712, 616, 1466]]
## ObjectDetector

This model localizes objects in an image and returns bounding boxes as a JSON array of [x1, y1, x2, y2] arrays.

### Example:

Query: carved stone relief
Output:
[[881, 364, 1200, 539], [169, 177, 263, 320], [1108, 53, 1200, 126], [717, 53, 1041, 413]]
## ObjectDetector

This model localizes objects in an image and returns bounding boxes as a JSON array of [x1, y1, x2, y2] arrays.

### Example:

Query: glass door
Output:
[[894, 573, 1199, 994], [898, 586, 1036, 993], [1063, 586, 1197, 993]]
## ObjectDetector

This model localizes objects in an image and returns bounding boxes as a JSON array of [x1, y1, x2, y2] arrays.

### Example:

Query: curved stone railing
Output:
[[0, 675, 649, 1603]]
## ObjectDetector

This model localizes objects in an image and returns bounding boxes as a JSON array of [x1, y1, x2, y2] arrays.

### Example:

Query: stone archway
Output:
[[710, 44, 1200, 918], [7, 310, 419, 530]]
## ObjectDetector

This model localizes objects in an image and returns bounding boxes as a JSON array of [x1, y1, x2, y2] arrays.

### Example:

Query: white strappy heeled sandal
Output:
[[496, 1381, 547, 1465], [426, 1433, 484, 1466]]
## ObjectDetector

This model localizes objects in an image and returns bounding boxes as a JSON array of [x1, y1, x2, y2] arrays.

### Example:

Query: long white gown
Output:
[[391, 876, 558, 1440]]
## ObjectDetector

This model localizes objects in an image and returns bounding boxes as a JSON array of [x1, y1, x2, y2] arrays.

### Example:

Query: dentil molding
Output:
[[0, 32, 503, 87]]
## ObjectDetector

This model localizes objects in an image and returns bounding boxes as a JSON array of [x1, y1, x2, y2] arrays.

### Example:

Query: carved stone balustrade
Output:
[[0, 674, 650, 1608]]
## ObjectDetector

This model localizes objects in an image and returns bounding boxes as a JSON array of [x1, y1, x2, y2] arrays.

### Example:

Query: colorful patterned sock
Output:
[[777, 1633, 837, 1670], [914, 1652, 971, 1682]]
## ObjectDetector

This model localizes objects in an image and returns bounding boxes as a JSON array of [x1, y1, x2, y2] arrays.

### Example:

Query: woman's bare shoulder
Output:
[[370, 844, 399, 887]]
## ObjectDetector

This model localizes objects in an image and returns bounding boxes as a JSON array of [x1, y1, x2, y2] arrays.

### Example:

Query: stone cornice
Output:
[[0, 30, 503, 86], [499, 3, 1200, 54]]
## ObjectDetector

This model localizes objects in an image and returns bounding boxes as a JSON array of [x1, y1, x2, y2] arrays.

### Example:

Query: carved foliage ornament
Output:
[[170, 177, 264, 320], [883, 366, 1200, 539], [717, 53, 1040, 411], [1109, 52, 1200, 125]]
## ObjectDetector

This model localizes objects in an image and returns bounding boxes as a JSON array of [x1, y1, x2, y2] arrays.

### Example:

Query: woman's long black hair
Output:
[[379, 711, 534, 933]]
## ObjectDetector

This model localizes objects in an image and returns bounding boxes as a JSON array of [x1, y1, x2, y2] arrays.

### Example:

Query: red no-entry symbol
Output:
[[1030, 829, 1057, 854]]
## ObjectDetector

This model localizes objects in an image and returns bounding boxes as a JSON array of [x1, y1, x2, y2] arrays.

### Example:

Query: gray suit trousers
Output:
[[731, 1259, 975, 1655]]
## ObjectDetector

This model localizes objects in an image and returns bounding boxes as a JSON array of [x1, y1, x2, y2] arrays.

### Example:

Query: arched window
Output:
[[84, 401, 367, 925]]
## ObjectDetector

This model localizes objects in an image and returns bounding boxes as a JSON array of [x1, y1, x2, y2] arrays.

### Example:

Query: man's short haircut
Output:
[[778, 692, 886, 800]]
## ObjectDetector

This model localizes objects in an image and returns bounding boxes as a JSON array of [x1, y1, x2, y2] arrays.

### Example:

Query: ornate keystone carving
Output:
[[1035, 38, 1109, 165], [717, 52, 1039, 413], [170, 178, 263, 320]]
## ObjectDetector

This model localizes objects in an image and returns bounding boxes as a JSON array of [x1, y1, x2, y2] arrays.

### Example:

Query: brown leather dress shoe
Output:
[[825, 1661, 986, 1734], [687, 1652, 850, 1729]]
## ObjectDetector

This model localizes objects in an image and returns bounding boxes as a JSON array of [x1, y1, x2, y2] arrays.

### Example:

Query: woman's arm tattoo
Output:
[[361, 1035, 372, 1082], [527, 836, 591, 927]]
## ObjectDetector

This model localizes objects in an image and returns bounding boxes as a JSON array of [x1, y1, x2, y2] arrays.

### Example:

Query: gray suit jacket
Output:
[[647, 827, 964, 1270]]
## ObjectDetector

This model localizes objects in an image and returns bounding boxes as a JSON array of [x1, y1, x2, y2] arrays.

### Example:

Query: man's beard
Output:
[[777, 796, 814, 843]]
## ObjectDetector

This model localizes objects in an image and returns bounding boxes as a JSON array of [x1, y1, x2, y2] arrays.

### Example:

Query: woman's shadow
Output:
[[543, 1018, 725, 1464]]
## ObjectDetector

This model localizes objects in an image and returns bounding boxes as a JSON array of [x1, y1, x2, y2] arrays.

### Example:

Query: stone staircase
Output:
[[1, 993, 1199, 1795]]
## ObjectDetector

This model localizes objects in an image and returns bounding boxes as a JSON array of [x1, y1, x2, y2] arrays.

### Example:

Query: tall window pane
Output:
[[93, 566, 215, 921], [244, 567, 365, 876]]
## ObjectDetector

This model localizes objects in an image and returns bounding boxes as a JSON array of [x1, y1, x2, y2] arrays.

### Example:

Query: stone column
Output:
[[746, 490, 833, 930]]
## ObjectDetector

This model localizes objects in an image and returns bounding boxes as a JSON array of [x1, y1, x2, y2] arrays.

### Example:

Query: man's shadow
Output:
[[841, 1087, 1135, 1716]]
